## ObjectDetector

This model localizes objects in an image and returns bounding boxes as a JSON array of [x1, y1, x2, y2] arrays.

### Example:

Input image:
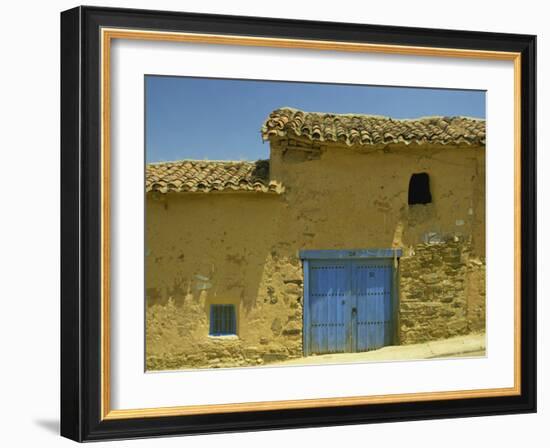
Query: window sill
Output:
[[208, 334, 239, 340]]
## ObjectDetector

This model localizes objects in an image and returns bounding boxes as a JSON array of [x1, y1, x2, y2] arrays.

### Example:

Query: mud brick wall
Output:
[[146, 252, 304, 371], [398, 238, 486, 345]]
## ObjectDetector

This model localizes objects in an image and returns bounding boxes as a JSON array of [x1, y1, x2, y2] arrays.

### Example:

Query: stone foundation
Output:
[[399, 238, 486, 344]]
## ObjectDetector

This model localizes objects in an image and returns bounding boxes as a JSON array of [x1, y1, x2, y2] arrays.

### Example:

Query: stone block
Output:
[[420, 273, 441, 285], [271, 318, 282, 335], [243, 346, 260, 358], [285, 283, 302, 295], [282, 319, 302, 336], [440, 309, 455, 318], [447, 319, 468, 334]]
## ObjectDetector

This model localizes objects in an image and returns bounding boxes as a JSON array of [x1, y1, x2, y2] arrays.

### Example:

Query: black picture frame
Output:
[[61, 5, 536, 442]]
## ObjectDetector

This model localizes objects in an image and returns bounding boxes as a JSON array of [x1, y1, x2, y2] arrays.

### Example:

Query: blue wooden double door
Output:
[[306, 259, 395, 355]]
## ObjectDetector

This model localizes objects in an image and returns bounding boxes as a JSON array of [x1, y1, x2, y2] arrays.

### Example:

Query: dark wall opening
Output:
[[408, 173, 432, 205]]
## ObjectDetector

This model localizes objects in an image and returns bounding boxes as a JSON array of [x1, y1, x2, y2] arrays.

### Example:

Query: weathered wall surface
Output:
[[269, 139, 486, 257], [146, 141, 486, 370], [145, 194, 305, 370]]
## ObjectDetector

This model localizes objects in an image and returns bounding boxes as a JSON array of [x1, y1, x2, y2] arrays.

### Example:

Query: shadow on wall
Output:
[[145, 193, 286, 311]]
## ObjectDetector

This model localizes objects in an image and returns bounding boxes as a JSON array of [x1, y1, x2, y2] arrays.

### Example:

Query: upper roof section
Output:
[[146, 159, 283, 194], [261, 107, 486, 147]]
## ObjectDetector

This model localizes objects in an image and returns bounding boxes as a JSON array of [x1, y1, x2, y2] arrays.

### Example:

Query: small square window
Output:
[[209, 304, 237, 336]]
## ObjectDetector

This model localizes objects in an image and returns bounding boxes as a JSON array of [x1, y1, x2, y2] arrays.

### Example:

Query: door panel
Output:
[[306, 257, 394, 355], [309, 260, 350, 354], [353, 261, 393, 352]]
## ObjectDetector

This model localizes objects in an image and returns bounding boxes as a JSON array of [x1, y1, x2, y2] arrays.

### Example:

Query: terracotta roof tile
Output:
[[261, 107, 485, 147], [146, 160, 284, 194]]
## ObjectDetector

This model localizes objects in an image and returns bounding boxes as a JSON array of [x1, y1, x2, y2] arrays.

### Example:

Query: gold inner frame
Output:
[[100, 27, 522, 420]]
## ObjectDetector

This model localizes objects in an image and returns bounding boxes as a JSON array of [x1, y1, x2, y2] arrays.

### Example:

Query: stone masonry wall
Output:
[[399, 237, 486, 344]]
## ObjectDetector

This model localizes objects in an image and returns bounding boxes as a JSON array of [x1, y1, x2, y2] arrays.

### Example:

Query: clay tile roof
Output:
[[146, 159, 284, 194], [261, 107, 486, 147]]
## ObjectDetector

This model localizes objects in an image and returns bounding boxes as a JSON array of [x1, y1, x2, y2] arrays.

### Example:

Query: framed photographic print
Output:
[[60, 6, 536, 442]]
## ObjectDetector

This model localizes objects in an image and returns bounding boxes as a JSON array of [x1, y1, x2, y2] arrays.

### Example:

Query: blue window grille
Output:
[[209, 304, 237, 336]]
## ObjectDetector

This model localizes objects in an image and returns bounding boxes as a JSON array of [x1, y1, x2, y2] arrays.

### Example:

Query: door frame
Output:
[[300, 249, 402, 357]]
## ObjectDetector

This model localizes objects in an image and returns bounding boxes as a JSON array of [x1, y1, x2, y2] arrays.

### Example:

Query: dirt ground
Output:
[[271, 333, 486, 367]]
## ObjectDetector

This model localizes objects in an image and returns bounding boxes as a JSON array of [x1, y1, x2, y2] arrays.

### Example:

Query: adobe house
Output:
[[145, 107, 486, 370]]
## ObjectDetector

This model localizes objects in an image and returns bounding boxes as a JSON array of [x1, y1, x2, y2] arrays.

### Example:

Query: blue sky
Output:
[[145, 76, 485, 163]]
